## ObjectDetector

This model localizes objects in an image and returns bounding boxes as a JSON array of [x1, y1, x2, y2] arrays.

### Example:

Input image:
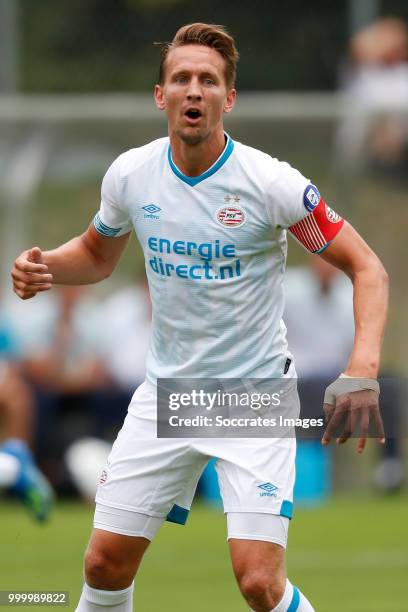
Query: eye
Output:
[[175, 75, 188, 84], [203, 78, 215, 85]]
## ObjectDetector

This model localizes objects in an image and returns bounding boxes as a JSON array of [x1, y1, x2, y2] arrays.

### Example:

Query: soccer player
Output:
[[0, 362, 54, 521], [11, 23, 388, 612]]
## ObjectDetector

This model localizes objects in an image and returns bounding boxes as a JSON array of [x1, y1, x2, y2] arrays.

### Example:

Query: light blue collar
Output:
[[168, 134, 234, 186]]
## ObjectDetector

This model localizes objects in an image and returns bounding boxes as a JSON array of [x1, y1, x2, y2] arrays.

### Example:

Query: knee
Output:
[[84, 548, 132, 590], [238, 571, 286, 611], [84, 549, 112, 587]]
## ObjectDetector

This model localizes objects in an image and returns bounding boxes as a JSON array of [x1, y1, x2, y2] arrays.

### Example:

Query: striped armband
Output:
[[93, 212, 122, 237], [288, 185, 344, 253]]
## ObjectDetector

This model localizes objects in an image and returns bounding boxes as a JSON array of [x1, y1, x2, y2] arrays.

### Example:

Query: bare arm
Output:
[[319, 221, 388, 452], [12, 224, 131, 300], [319, 221, 389, 378]]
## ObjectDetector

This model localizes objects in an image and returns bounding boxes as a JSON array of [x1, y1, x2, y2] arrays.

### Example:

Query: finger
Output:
[[358, 407, 370, 452], [336, 410, 358, 444], [28, 247, 43, 263], [13, 280, 52, 293], [370, 405, 385, 444], [336, 416, 350, 445], [323, 399, 350, 442], [14, 260, 49, 274], [322, 409, 344, 445], [357, 436, 367, 454], [12, 271, 53, 284], [323, 402, 335, 424], [13, 287, 36, 300]]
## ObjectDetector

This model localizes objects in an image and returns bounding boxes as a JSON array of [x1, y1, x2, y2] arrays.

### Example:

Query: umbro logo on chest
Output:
[[141, 204, 161, 220]]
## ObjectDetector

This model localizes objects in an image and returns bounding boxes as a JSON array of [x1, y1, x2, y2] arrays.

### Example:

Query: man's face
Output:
[[155, 44, 236, 145]]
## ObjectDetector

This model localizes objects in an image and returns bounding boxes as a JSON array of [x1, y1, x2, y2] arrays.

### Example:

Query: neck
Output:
[[169, 128, 226, 177]]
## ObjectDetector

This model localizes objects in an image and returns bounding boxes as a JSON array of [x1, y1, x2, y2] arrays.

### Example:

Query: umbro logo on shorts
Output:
[[257, 482, 278, 497]]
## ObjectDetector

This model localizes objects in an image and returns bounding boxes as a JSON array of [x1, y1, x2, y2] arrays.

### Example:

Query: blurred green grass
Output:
[[1, 495, 407, 611]]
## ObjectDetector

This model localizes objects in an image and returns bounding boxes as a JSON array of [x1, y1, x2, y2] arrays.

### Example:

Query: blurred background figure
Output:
[[285, 256, 354, 379], [0, 292, 54, 521], [17, 285, 107, 397], [4, 278, 153, 499], [4, 285, 109, 494], [94, 279, 151, 438], [336, 16, 408, 180]]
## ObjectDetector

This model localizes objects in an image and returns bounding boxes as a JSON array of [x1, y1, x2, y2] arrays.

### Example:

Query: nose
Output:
[[186, 76, 202, 101]]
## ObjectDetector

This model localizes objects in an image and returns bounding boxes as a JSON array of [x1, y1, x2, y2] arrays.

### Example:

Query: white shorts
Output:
[[95, 381, 297, 533]]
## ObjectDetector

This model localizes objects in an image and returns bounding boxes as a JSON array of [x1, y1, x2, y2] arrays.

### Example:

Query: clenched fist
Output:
[[11, 247, 53, 300]]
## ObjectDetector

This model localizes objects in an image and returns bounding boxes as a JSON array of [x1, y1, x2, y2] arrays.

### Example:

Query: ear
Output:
[[223, 88, 237, 114], [154, 84, 166, 111]]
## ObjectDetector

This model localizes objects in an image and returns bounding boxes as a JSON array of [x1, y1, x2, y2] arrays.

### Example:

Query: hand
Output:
[[11, 247, 53, 300], [321, 375, 385, 454]]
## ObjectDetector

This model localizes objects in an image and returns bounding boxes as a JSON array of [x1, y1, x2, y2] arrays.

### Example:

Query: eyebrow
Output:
[[171, 68, 219, 79]]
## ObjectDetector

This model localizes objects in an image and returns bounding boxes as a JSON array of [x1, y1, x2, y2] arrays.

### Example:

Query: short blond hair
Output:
[[158, 23, 239, 88]]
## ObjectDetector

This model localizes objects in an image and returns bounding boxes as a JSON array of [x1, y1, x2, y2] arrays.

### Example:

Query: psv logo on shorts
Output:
[[99, 469, 108, 486], [216, 206, 246, 228]]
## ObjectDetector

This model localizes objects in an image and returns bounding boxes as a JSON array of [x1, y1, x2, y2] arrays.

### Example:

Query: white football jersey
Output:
[[95, 135, 314, 385]]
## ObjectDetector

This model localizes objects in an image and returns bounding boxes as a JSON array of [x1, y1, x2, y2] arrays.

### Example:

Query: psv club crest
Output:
[[216, 196, 246, 228]]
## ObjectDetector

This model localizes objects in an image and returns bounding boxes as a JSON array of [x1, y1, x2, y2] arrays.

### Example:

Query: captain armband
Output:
[[288, 185, 344, 253]]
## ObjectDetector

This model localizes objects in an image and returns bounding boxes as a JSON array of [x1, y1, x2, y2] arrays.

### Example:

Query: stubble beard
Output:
[[175, 127, 211, 146]]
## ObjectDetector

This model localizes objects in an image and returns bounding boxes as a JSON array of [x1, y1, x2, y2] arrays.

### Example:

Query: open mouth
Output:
[[185, 108, 202, 121]]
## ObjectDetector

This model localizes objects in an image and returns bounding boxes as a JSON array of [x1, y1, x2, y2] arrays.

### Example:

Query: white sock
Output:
[[76, 582, 134, 611], [250, 578, 315, 611], [0, 452, 20, 487]]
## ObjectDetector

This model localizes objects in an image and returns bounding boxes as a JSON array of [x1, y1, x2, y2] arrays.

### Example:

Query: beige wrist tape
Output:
[[324, 374, 380, 406]]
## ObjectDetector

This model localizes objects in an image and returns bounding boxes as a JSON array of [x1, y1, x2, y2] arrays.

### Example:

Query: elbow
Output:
[[349, 255, 389, 289], [94, 258, 115, 282], [100, 265, 114, 281], [79, 232, 114, 282], [376, 259, 389, 288], [368, 257, 389, 294]]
